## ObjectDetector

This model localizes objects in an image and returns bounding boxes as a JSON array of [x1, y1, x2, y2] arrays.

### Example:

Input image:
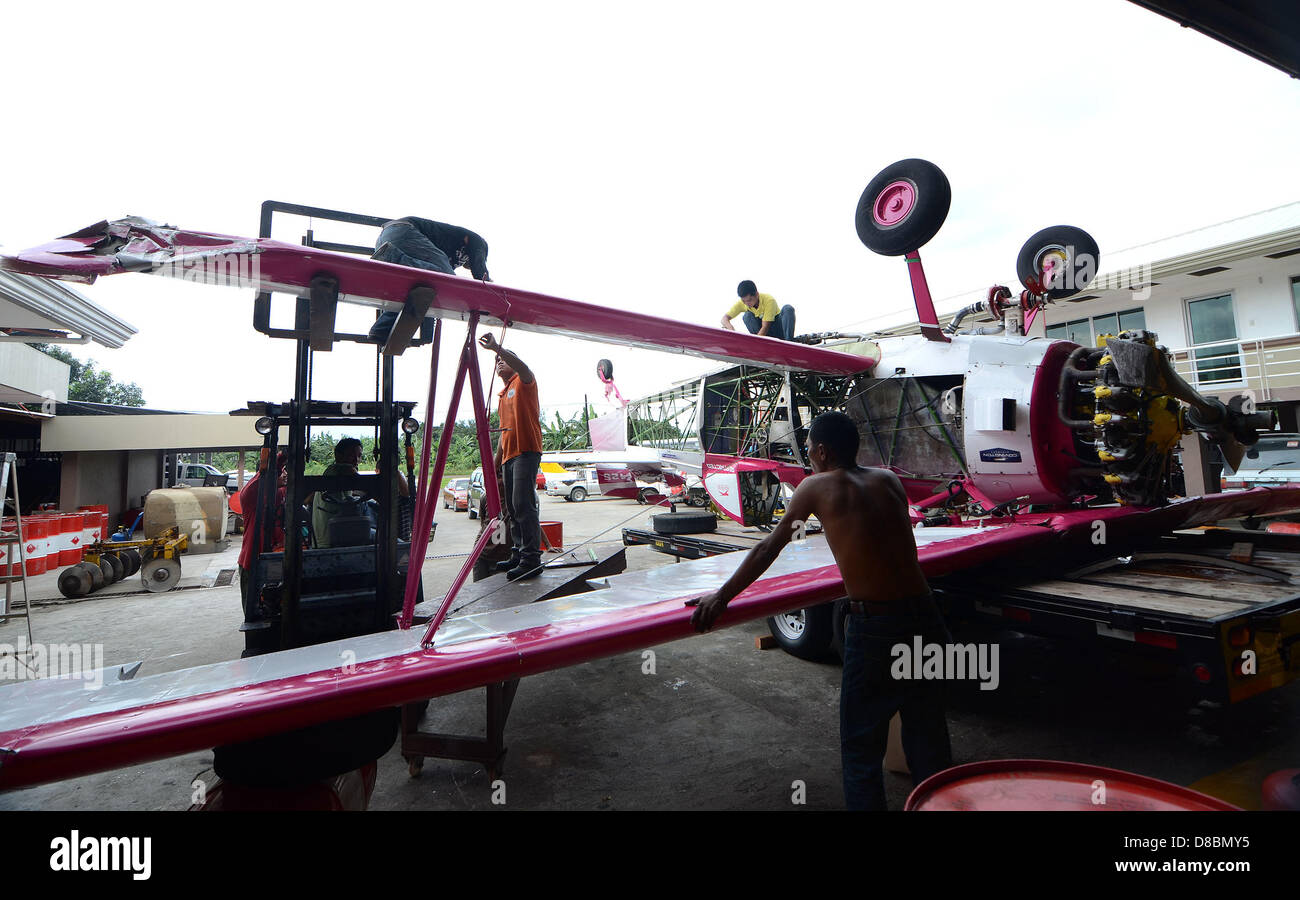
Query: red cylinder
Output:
[[23, 518, 47, 576], [60, 513, 84, 564]]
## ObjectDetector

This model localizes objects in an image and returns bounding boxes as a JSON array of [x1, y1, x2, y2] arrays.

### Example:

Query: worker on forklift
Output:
[[311, 437, 365, 548], [237, 451, 287, 614], [369, 216, 491, 342]]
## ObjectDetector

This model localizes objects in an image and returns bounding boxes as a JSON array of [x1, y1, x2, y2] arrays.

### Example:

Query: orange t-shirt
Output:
[[498, 374, 543, 462]]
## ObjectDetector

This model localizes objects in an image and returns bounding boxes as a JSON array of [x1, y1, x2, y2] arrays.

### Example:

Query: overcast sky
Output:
[[3, 0, 1298, 427]]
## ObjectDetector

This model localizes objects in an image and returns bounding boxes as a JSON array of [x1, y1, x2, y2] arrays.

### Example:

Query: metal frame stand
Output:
[[400, 679, 521, 780]]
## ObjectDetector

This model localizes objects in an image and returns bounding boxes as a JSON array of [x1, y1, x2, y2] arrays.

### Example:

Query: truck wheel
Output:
[[571, 486, 587, 502], [652, 510, 717, 535], [767, 602, 835, 661]]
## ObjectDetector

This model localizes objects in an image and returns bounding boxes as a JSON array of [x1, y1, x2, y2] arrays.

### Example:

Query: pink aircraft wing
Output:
[[0, 486, 1297, 791], [0, 220, 878, 376]]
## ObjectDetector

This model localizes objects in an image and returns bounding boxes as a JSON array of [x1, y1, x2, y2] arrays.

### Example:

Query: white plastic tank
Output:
[[143, 487, 228, 552]]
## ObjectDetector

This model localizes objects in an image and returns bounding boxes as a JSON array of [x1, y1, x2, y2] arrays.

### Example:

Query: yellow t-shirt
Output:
[[726, 292, 780, 322]]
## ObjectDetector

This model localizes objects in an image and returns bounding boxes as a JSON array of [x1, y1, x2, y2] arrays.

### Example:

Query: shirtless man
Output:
[[691, 410, 952, 809]]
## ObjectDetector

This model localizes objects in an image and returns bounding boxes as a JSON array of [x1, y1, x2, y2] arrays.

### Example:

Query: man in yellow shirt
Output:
[[720, 280, 797, 341]]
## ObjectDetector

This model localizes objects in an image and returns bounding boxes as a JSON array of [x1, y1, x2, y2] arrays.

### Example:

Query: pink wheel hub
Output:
[[873, 179, 916, 227]]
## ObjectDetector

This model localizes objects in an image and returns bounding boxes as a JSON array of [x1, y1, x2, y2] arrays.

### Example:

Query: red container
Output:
[[23, 518, 47, 576], [905, 759, 1240, 811], [539, 520, 562, 551], [59, 513, 84, 565]]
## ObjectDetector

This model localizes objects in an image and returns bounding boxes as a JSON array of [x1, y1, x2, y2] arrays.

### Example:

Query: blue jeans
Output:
[[840, 604, 953, 810], [369, 222, 454, 340], [742, 304, 796, 341], [503, 452, 542, 568]]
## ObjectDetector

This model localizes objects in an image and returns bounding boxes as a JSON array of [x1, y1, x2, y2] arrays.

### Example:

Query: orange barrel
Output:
[[539, 520, 563, 551], [23, 518, 47, 576], [61, 512, 85, 564], [905, 760, 1240, 811]]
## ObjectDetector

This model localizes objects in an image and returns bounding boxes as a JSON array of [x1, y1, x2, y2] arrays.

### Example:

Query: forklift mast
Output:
[[238, 202, 433, 653]]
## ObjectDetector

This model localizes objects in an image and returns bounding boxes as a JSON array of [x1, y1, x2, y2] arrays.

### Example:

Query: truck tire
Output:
[[767, 602, 835, 661], [652, 510, 716, 535], [570, 486, 587, 502]]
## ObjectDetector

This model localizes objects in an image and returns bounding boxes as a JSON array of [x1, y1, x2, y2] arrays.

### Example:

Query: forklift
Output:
[[203, 203, 434, 809]]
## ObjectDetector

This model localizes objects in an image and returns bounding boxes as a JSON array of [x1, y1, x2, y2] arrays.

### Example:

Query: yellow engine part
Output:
[[1144, 396, 1184, 453]]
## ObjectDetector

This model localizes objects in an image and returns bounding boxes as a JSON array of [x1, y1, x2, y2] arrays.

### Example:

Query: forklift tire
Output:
[[767, 602, 836, 661], [652, 510, 717, 535]]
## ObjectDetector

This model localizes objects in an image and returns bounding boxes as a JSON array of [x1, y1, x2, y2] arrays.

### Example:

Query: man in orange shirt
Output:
[[479, 334, 544, 581]]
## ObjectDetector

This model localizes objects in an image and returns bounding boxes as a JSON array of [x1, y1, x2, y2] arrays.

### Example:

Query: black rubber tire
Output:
[[766, 602, 836, 661], [597, 359, 614, 381], [855, 158, 951, 256], [1016, 225, 1100, 299], [652, 510, 717, 535], [570, 486, 587, 502]]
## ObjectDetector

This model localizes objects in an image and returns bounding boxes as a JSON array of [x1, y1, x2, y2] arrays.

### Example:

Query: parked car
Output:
[[547, 467, 601, 502], [176, 462, 226, 488], [468, 468, 486, 519], [442, 477, 470, 511], [225, 469, 253, 491]]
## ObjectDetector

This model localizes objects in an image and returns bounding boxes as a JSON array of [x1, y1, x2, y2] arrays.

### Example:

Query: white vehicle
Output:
[[176, 462, 226, 488], [547, 467, 602, 502]]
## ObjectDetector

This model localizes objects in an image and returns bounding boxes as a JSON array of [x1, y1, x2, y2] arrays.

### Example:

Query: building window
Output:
[[1292, 276, 1300, 330], [1187, 293, 1242, 384], [1046, 307, 1146, 346]]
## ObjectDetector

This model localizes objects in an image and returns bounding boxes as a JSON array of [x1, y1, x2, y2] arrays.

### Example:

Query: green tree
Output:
[[30, 343, 145, 407]]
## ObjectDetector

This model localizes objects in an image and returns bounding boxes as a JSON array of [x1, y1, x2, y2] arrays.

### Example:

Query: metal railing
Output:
[[1166, 331, 1300, 400]]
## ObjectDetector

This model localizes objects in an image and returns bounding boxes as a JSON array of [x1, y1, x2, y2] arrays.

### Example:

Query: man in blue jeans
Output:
[[369, 216, 491, 341], [720, 280, 797, 341], [691, 411, 952, 809]]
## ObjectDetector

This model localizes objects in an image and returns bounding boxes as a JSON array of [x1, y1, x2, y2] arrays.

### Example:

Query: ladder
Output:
[[1, 452, 37, 666]]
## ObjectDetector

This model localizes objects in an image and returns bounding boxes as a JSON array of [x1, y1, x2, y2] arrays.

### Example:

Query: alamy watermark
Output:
[[147, 250, 261, 289], [0, 638, 105, 689], [891, 636, 1000, 691]]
